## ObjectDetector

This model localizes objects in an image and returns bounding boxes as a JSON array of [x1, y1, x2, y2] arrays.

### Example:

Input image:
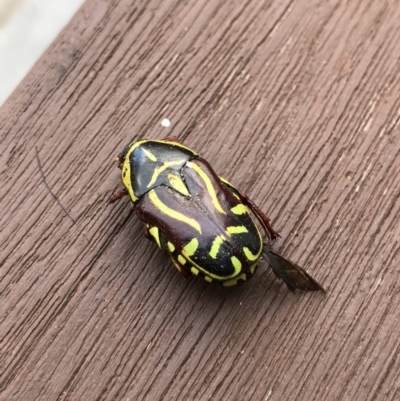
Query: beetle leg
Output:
[[109, 188, 129, 203], [219, 177, 280, 240], [239, 193, 281, 240], [163, 135, 181, 143]]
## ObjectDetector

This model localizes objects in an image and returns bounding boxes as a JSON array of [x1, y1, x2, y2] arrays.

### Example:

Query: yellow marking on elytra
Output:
[[147, 160, 186, 188], [187, 161, 226, 214], [223, 273, 247, 287], [243, 247, 259, 261], [209, 235, 225, 259], [167, 242, 175, 252], [185, 259, 242, 281], [149, 226, 161, 248], [182, 249, 244, 282], [250, 263, 257, 274], [182, 238, 199, 257], [231, 256, 242, 271], [226, 225, 248, 235], [176, 234, 248, 282], [142, 148, 157, 161], [167, 173, 189, 196], [231, 204, 247, 215], [148, 190, 202, 234], [122, 164, 137, 202], [219, 176, 234, 187], [191, 267, 199, 276], [188, 256, 241, 286], [171, 258, 183, 273]]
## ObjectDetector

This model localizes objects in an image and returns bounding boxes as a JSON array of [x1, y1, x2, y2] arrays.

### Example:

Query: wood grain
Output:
[[1, 0, 400, 400]]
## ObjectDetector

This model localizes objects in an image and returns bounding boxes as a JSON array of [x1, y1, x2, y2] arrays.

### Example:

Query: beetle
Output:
[[110, 136, 325, 292]]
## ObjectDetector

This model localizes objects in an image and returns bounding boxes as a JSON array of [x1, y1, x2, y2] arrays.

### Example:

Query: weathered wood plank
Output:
[[1, 0, 400, 400]]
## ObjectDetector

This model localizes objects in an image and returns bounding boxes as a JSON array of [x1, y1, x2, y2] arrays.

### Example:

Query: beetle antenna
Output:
[[35, 146, 89, 243]]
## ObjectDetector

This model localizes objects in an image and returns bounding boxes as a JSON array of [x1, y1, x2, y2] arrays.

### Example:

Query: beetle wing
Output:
[[264, 249, 326, 292]]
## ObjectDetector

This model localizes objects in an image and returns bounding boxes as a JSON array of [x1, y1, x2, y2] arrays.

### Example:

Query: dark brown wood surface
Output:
[[1, 0, 400, 400]]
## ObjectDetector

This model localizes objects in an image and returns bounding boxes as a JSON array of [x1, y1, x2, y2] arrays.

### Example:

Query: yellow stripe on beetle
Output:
[[209, 235, 225, 259], [230, 204, 247, 215], [122, 164, 137, 202], [243, 246, 259, 261], [223, 273, 247, 287], [230, 256, 242, 271], [149, 227, 161, 248], [142, 148, 157, 162], [147, 160, 186, 188], [187, 161, 226, 214], [148, 190, 202, 234], [171, 258, 183, 273], [182, 238, 199, 257], [167, 173, 189, 196], [191, 267, 199, 276], [185, 248, 243, 281], [219, 176, 234, 187], [250, 263, 258, 274], [226, 225, 248, 235]]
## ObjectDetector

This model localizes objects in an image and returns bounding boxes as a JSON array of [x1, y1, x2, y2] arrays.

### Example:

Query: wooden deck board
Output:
[[1, 0, 400, 400]]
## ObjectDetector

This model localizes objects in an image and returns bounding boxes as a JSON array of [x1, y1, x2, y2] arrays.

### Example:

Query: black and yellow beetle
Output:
[[110, 136, 325, 292]]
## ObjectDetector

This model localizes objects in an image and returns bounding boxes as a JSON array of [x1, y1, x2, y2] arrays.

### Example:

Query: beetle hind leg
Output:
[[219, 177, 280, 240], [240, 194, 280, 240]]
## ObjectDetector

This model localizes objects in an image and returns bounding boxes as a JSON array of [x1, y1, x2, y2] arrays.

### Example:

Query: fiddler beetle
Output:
[[110, 136, 325, 292]]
